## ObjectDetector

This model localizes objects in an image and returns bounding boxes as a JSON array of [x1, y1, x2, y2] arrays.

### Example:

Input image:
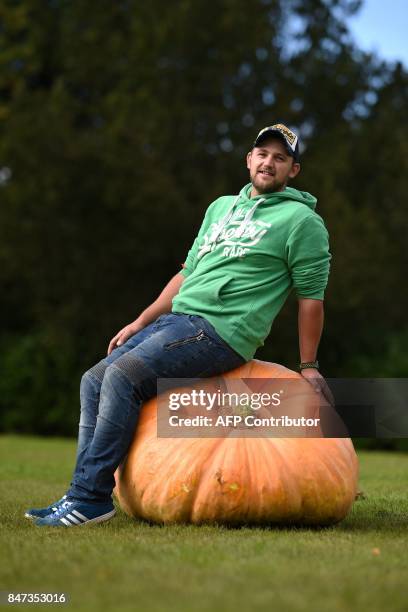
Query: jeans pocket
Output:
[[163, 330, 207, 350]]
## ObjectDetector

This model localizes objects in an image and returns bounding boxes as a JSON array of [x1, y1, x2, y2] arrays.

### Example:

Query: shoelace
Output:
[[51, 500, 73, 517], [51, 494, 67, 511]]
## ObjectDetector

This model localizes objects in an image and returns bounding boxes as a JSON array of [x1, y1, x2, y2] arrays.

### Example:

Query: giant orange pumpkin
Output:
[[114, 361, 359, 525]]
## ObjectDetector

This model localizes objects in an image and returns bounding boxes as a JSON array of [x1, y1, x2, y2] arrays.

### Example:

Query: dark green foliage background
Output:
[[0, 0, 406, 443]]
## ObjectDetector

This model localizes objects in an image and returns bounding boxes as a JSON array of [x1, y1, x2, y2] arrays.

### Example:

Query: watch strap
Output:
[[299, 360, 319, 371]]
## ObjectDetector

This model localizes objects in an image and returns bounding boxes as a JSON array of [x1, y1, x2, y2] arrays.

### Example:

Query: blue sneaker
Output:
[[34, 499, 116, 527], [24, 494, 68, 519]]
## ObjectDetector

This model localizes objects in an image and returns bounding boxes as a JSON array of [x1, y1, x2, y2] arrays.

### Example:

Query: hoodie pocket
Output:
[[175, 273, 234, 311], [212, 275, 233, 306]]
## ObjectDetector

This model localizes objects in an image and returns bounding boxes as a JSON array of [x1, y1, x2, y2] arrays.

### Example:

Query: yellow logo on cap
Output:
[[271, 124, 297, 146]]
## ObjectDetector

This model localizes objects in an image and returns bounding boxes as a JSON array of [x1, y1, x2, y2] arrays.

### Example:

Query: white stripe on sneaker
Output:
[[78, 509, 116, 525], [57, 509, 116, 527], [66, 513, 81, 525], [72, 510, 88, 521]]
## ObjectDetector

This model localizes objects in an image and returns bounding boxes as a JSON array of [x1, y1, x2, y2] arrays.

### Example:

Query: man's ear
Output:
[[246, 151, 252, 170], [289, 162, 301, 179]]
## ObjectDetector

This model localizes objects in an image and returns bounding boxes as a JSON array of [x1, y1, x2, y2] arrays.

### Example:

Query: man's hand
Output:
[[107, 321, 143, 356], [300, 368, 335, 406]]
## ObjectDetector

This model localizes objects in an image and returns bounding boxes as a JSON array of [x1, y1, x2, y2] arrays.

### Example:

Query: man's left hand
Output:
[[300, 368, 335, 406]]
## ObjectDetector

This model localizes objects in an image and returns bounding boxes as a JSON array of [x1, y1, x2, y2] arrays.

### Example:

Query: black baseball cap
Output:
[[253, 124, 300, 163]]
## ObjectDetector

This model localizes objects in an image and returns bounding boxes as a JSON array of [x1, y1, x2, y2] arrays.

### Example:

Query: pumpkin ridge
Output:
[[262, 438, 303, 521], [190, 430, 245, 522], [185, 435, 228, 522]]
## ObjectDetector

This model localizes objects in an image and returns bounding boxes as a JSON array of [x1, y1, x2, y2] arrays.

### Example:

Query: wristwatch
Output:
[[299, 360, 319, 371]]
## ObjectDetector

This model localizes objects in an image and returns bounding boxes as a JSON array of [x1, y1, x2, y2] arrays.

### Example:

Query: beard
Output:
[[250, 171, 287, 194]]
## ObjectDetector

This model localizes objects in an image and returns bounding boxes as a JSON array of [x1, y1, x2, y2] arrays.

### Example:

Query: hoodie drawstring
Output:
[[235, 197, 265, 238], [197, 193, 265, 260], [209, 194, 241, 243]]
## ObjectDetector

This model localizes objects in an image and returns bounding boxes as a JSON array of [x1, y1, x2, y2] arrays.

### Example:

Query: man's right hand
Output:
[[107, 321, 143, 355]]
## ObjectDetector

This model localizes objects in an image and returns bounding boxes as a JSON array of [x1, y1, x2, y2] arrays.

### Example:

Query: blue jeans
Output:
[[67, 313, 246, 503]]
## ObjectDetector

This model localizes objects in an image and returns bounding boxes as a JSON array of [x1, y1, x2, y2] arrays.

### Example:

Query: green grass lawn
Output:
[[0, 435, 407, 612]]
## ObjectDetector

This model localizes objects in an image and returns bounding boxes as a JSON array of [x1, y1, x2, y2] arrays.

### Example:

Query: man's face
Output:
[[246, 137, 300, 196]]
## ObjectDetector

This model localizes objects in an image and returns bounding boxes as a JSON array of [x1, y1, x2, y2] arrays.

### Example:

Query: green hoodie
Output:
[[172, 183, 331, 360]]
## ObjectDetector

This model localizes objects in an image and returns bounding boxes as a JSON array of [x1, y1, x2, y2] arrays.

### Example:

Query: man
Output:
[[25, 123, 331, 527]]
